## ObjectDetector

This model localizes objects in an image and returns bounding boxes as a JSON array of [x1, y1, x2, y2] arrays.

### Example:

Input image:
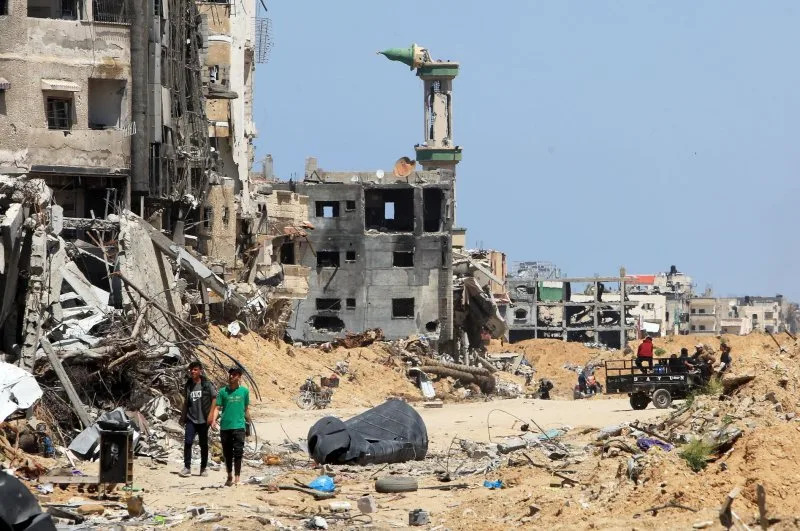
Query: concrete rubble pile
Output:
[[0, 175, 265, 446]]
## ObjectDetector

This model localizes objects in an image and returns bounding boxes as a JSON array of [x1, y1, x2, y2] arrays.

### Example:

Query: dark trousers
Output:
[[220, 429, 245, 476], [184, 421, 209, 470], [636, 356, 653, 372]]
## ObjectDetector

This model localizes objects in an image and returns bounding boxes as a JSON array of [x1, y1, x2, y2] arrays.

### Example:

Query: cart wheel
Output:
[[630, 392, 650, 410], [295, 391, 316, 410], [652, 389, 672, 409]]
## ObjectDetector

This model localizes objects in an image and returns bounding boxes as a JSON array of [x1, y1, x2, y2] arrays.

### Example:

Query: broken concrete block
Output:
[[357, 495, 377, 514], [49, 204, 63, 235], [77, 504, 104, 516], [408, 509, 429, 526], [161, 419, 183, 436], [145, 396, 171, 421], [187, 506, 207, 517], [497, 437, 527, 454], [764, 392, 778, 404]]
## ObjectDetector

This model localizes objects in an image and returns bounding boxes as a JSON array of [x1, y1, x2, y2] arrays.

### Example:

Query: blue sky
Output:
[[253, 1, 800, 301]]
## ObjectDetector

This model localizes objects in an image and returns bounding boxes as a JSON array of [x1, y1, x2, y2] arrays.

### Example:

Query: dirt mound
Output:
[[489, 332, 800, 400], [206, 327, 422, 408]]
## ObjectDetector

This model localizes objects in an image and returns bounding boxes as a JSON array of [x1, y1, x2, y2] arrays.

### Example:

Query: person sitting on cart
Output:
[[635, 336, 654, 372], [667, 353, 683, 373], [679, 347, 695, 372]]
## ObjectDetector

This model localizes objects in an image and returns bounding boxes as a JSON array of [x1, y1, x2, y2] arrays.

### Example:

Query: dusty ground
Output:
[[251, 397, 666, 452], [14, 331, 800, 530]]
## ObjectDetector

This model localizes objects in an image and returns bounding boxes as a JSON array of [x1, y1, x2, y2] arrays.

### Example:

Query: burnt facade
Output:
[[276, 164, 454, 343]]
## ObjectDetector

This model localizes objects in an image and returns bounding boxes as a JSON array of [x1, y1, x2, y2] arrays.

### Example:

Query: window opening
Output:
[[392, 298, 414, 318], [280, 242, 295, 264], [316, 298, 341, 311], [315, 201, 340, 218], [46, 97, 73, 130], [311, 315, 345, 332], [88, 79, 125, 130], [316, 251, 340, 268], [345, 200, 356, 211], [393, 251, 414, 267], [93, 0, 127, 22], [423, 188, 444, 232], [203, 207, 213, 229], [364, 188, 414, 231], [514, 308, 527, 320], [345, 250, 356, 262], [346, 298, 356, 309], [28, 0, 80, 18]]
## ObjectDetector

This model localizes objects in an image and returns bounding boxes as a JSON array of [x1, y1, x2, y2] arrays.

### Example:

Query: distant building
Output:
[[688, 294, 788, 335], [628, 265, 693, 335]]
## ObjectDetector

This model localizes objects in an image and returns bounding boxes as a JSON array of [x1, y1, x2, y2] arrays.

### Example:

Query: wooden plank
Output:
[[756, 484, 768, 530], [40, 475, 100, 484], [41, 338, 92, 428]]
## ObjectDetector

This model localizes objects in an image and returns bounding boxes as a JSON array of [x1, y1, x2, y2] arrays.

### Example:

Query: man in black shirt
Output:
[[180, 361, 217, 477]]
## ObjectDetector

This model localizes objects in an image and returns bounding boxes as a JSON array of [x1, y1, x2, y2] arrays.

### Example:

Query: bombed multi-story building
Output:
[[0, 0, 132, 213], [277, 44, 463, 346]]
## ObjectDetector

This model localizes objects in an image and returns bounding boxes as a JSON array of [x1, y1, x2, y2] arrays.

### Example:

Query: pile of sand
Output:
[[205, 327, 422, 409]]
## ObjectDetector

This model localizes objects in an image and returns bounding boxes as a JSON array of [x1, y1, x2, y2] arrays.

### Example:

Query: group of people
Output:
[[179, 362, 252, 486], [636, 336, 733, 381]]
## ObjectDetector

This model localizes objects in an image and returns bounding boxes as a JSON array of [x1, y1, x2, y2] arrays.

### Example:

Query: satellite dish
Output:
[[376, 169, 385, 180], [393, 157, 416, 178]]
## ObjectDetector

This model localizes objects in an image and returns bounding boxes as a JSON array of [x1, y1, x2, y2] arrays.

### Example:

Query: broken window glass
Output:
[[392, 298, 414, 318]]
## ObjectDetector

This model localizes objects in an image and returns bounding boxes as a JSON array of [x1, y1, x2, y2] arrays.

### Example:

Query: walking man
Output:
[[180, 361, 217, 477], [208, 366, 251, 486]]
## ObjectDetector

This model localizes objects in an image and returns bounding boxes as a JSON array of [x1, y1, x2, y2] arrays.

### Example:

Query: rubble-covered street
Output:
[[2, 323, 799, 530]]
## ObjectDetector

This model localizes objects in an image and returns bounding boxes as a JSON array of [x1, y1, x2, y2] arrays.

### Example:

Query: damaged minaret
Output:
[[378, 44, 462, 171]]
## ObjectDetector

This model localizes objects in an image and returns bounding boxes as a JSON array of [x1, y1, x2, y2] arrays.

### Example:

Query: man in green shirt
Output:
[[208, 366, 251, 486]]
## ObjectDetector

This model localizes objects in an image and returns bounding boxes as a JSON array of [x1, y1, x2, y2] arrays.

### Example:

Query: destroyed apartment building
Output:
[[506, 266, 638, 348], [274, 44, 507, 360], [0, 0, 316, 389]]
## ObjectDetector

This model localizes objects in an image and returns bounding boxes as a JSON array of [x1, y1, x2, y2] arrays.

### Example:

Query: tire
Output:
[[630, 392, 650, 410], [295, 391, 316, 410], [375, 476, 419, 493], [652, 389, 672, 409]]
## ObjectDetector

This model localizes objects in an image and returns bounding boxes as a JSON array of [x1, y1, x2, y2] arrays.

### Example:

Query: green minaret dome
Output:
[[377, 44, 426, 69]]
